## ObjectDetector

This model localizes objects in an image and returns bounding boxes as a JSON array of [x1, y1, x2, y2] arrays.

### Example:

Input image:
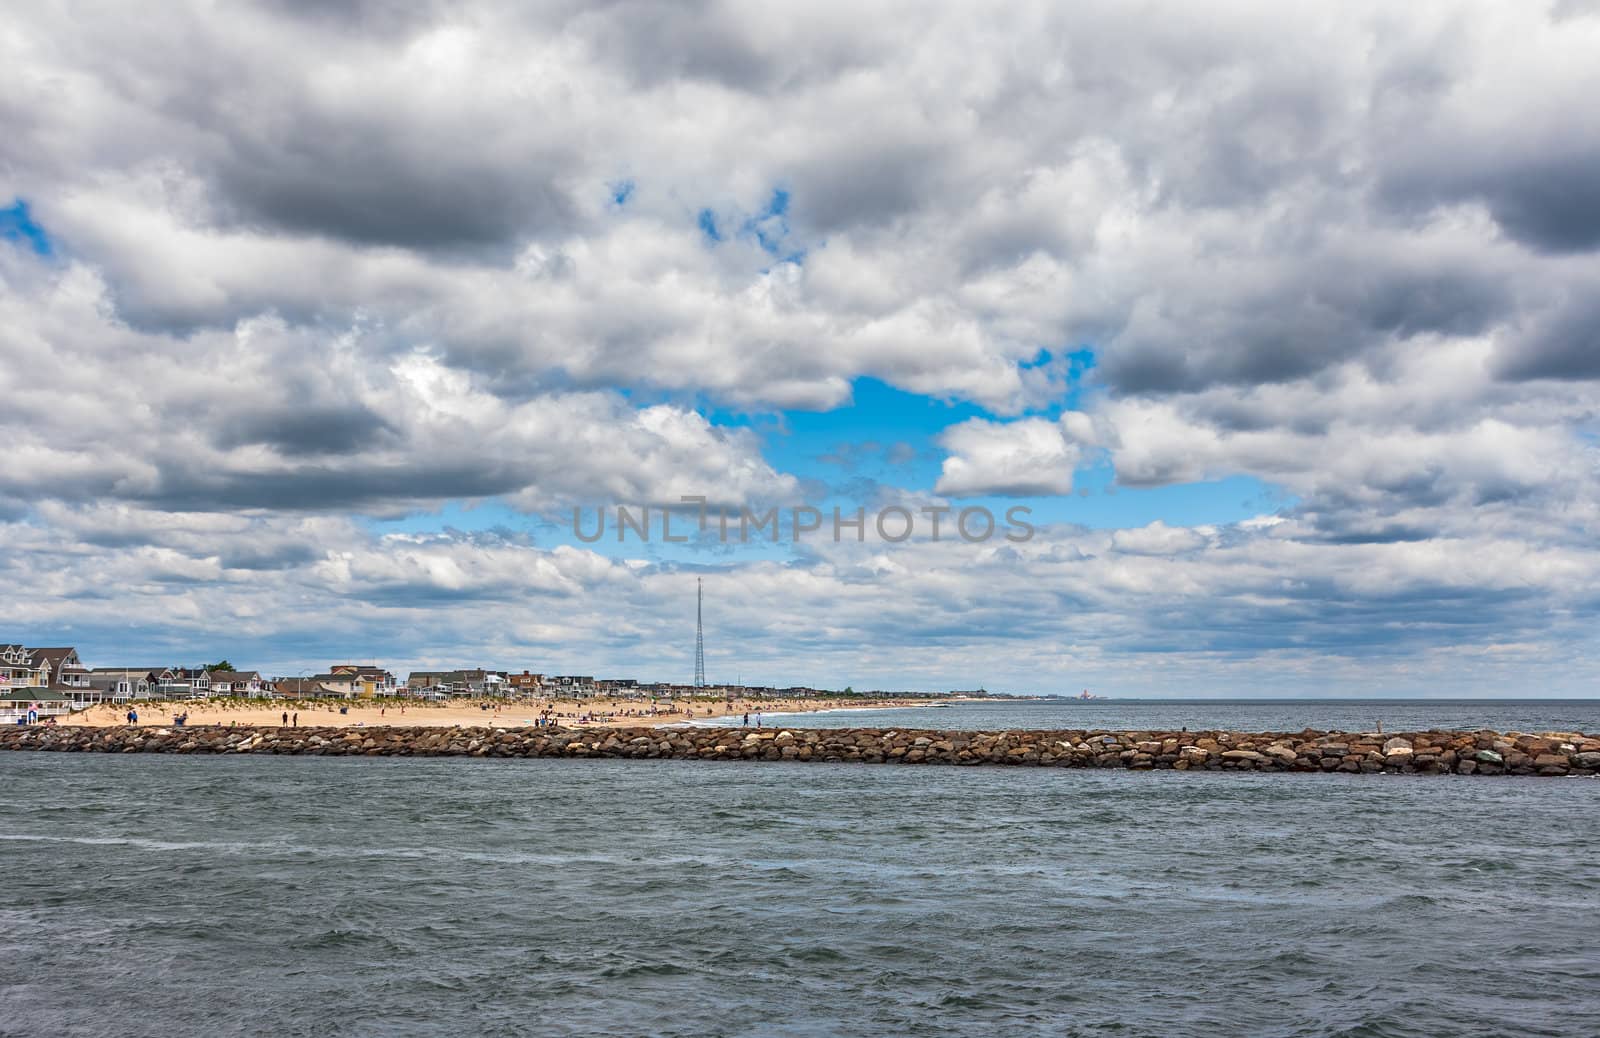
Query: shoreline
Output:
[[5, 724, 1597, 776], [58, 696, 936, 731]]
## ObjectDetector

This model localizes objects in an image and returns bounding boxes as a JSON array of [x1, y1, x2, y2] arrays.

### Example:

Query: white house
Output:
[[207, 670, 270, 697]]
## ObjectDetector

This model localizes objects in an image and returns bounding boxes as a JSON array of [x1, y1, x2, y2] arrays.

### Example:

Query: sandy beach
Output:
[[66, 695, 929, 730]]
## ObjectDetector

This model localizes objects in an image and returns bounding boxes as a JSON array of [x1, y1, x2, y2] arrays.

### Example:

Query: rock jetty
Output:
[[3, 725, 1599, 775]]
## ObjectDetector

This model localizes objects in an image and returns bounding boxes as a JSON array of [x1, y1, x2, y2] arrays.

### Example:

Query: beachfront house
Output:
[[279, 665, 396, 699], [87, 667, 154, 703], [327, 664, 397, 698], [450, 669, 502, 695], [642, 682, 700, 700], [541, 675, 597, 697], [207, 670, 269, 697], [406, 671, 449, 693], [146, 668, 183, 696], [0, 644, 99, 708], [0, 644, 50, 689], [0, 687, 75, 724], [506, 670, 544, 695], [0, 646, 90, 690], [146, 667, 214, 699], [290, 673, 356, 698], [596, 678, 640, 697], [273, 676, 342, 698]]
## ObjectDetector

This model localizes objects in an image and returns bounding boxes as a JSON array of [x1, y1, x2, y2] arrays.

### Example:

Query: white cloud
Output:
[[934, 417, 1080, 497], [1111, 521, 1211, 556]]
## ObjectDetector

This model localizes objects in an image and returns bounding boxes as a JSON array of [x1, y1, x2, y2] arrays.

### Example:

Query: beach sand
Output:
[[66, 695, 926, 730]]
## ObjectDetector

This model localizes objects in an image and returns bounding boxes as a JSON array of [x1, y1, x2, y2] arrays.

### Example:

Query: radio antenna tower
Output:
[[694, 577, 706, 687]]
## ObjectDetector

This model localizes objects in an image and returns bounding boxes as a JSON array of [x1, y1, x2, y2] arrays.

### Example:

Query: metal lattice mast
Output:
[[694, 577, 706, 687]]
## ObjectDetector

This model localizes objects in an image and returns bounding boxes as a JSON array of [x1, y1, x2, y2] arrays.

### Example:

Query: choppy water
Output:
[[2, 753, 1597, 1037], [717, 698, 1600, 734]]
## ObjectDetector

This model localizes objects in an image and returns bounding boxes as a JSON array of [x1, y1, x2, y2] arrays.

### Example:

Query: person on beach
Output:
[[293, 711, 299, 727], [742, 713, 749, 726], [755, 711, 762, 728], [282, 710, 288, 726]]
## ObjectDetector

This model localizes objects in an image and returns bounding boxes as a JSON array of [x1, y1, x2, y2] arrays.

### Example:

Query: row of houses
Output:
[[5, 641, 845, 721], [397, 671, 835, 701], [404, 670, 599, 697], [1, 644, 403, 717]]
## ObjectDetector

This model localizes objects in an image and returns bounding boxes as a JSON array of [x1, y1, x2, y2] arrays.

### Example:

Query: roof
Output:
[[87, 673, 147, 689], [1, 646, 83, 679], [26, 647, 78, 665], [277, 681, 340, 696], [0, 688, 73, 704]]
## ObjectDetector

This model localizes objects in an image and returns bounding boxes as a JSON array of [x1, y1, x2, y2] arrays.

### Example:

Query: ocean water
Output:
[[713, 698, 1600, 734], [2, 752, 1597, 1037]]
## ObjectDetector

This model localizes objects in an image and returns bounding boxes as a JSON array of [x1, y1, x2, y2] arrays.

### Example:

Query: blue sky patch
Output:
[[370, 375, 1293, 562], [697, 208, 721, 243], [1, 199, 52, 255]]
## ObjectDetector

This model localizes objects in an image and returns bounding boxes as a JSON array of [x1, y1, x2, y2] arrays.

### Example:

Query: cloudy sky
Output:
[[3, 0, 1599, 695]]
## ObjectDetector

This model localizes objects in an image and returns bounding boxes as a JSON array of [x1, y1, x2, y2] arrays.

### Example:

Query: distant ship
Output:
[[1075, 689, 1102, 701]]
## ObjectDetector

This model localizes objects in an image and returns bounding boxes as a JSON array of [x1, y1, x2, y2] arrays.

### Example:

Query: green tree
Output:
[[206, 660, 235, 672]]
